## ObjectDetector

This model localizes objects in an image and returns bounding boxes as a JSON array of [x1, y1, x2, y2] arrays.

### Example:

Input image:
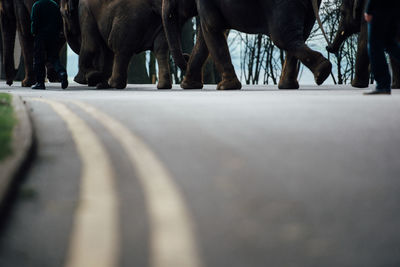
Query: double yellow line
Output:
[[32, 98, 202, 267]]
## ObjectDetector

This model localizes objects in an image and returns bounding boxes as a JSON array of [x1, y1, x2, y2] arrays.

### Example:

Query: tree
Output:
[[237, 32, 283, 85], [310, 0, 358, 84]]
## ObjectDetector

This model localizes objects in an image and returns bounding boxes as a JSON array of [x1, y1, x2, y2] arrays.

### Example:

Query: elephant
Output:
[[59, 0, 88, 84], [162, 0, 332, 90], [0, 0, 65, 86], [73, 0, 197, 89], [326, 0, 400, 88], [60, 0, 80, 54]]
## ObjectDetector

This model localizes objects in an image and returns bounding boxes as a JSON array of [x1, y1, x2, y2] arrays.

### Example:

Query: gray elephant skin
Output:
[[69, 0, 197, 89], [0, 0, 64, 86], [326, 0, 400, 88], [162, 0, 332, 90], [60, 0, 93, 85]]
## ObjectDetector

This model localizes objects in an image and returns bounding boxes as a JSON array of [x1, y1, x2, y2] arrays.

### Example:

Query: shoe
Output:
[[363, 89, 391, 95], [32, 82, 45, 90], [60, 72, 68, 89]]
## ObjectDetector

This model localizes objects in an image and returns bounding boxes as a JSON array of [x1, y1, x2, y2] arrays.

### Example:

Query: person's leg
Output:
[[367, 15, 391, 91], [46, 38, 68, 89], [32, 37, 46, 89]]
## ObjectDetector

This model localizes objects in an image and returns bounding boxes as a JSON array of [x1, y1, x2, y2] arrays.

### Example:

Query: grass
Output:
[[0, 93, 15, 161]]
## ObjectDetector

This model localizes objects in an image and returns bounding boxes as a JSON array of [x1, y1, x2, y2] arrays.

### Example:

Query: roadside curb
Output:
[[0, 95, 35, 211]]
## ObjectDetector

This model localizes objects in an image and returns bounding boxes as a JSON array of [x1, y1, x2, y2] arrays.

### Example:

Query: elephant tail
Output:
[[162, 0, 188, 71], [311, 0, 331, 47]]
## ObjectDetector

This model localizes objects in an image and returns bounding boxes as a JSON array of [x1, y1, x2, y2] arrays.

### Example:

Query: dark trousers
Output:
[[368, 13, 400, 90], [33, 36, 66, 83]]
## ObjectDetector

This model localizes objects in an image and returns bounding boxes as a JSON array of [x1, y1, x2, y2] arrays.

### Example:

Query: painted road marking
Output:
[[71, 100, 203, 267], [32, 98, 119, 267]]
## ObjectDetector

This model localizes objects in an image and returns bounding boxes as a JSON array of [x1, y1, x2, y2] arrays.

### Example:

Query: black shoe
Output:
[[32, 82, 45, 90], [363, 89, 391, 95], [60, 72, 68, 89]]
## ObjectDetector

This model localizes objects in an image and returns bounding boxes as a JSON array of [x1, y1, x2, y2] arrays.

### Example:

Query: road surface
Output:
[[0, 82, 400, 267]]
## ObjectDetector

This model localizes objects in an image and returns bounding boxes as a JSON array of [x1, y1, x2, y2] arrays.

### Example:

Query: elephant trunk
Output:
[[326, 29, 347, 54], [162, 0, 187, 71], [311, 0, 331, 46], [63, 23, 81, 54], [61, 0, 81, 54], [0, 0, 17, 85]]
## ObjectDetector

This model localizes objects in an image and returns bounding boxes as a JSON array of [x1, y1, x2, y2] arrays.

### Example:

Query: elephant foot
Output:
[[21, 78, 36, 87], [47, 69, 60, 82], [278, 80, 299, 90], [74, 72, 87, 85], [96, 82, 111, 89], [87, 71, 105, 87], [314, 60, 332, 85], [181, 77, 203, 89], [217, 77, 242, 90], [157, 81, 172, 90], [109, 77, 127, 89], [351, 78, 369, 88]]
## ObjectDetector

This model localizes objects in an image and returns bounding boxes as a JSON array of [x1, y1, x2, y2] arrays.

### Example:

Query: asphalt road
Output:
[[0, 82, 400, 267]]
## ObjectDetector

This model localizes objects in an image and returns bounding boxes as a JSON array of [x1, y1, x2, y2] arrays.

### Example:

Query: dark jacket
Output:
[[31, 0, 63, 38], [366, 0, 400, 16]]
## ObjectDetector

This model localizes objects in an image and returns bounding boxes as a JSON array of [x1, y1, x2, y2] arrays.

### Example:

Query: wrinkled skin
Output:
[[76, 0, 185, 89], [326, 0, 400, 88], [0, 0, 65, 86], [163, 0, 332, 90]]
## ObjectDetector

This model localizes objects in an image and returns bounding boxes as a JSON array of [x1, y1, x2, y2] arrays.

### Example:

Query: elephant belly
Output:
[[216, 0, 271, 34], [226, 17, 270, 35], [93, 1, 162, 52]]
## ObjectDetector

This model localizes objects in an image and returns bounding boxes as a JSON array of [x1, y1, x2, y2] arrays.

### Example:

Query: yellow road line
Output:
[[32, 98, 119, 267], [72, 100, 203, 267]]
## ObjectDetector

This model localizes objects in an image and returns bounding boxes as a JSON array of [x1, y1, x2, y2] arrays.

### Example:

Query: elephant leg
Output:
[[291, 44, 332, 86], [200, 22, 241, 90], [352, 24, 370, 88], [109, 51, 130, 89], [95, 47, 113, 89], [181, 27, 208, 89], [14, 3, 35, 87], [86, 52, 110, 88], [79, 44, 98, 87], [153, 33, 172, 89], [390, 57, 400, 89], [270, 2, 330, 86], [74, 69, 88, 84], [278, 52, 299, 89], [0, 0, 17, 86], [107, 19, 133, 89], [79, 12, 103, 87]]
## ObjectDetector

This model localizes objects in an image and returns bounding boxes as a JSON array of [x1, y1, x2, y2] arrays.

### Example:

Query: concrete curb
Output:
[[0, 95, 34, 210]]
